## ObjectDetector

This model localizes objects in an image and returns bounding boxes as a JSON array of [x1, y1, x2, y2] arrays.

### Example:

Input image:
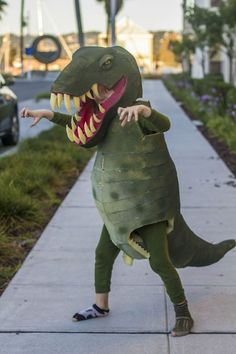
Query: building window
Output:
[[211, 0, 220, 7]]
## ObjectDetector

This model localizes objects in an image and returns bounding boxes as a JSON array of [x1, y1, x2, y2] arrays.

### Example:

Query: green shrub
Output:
[[35, 92, 50, 102], [163, 74, 236, 154], [207, 115, 236, 152], [141, 73, 162, 80], [226, 87, 236, 118]]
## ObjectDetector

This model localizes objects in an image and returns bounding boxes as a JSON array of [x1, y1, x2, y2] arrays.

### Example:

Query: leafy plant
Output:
[[163, 74, 236, 153]]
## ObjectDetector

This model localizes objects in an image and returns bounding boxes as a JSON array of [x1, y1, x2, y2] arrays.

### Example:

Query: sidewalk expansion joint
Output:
[[0, 330, 172, 335], [182, 206, 236, 209], [0, 330, 236, 335]]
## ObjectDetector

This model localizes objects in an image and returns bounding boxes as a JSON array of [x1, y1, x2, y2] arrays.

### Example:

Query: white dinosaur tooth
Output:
[[50, 93, 57, 110], [98, 103, 105, 113], [73, 96, 80, 111], [86, 90, 94, 99], [77, 126, 86, 144], [81, 94, 86, 103], [93, 113, 102, 123], [73, 131, 80, 144], [89, 116, 96, 133], [71, 116, 76, 130], [91, 83, 99, 98], [75, 113, 81, 122], [57, 93, 63, 108], [84, 122, 93, 137], [64, 94, 71, 114], [66, 124, 74, 142]]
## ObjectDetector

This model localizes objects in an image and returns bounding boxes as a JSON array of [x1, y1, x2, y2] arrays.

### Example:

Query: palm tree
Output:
[[20, 0, 25, 76], [97, 0, 124, 45], [74, 0, 84, 46], [0, 1, 7, 20]]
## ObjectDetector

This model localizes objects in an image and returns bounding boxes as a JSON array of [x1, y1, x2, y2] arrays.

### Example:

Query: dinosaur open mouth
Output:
[[50, 76, 127, 145]]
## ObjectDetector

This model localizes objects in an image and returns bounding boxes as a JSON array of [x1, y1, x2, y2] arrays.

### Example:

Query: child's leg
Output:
[[73, 224, 120, 321], [137, 221, 194, 336], [94, 224, 120, 294]]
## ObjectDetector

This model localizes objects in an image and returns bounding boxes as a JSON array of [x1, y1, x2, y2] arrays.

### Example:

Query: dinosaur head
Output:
[[50, 46, 142, 147]]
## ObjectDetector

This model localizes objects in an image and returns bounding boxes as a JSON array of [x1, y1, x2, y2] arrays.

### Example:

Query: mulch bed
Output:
[[198, 125, 236, 179]]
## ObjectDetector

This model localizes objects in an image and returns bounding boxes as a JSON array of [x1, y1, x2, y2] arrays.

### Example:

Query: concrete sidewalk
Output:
[[0, 81, 236, 353]]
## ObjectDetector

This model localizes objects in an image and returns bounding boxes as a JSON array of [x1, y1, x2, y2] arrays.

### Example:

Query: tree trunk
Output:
[[229, 54, 233, 85], [106, 16, 110, 46], [20, 0, 25, 77], [74, 0, 84, 47], [188, 56, 192, 76], [201, 56, 205, 77], [110, 0, 116, 46]]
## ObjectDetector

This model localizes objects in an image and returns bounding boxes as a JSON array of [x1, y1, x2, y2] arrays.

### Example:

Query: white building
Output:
[[98, 18, 154, 73], [190, 0, 236, 85]]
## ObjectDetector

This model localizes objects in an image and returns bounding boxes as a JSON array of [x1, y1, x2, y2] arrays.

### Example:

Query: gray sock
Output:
[[72, 304, 109, 321]]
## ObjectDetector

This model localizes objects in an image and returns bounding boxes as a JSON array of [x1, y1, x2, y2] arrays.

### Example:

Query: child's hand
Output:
[[118, 105, 151, 127], [20, 108, 54, 127]]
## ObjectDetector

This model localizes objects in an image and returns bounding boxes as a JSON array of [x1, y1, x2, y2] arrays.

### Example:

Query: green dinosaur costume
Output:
[[50, 45, 235, 268]]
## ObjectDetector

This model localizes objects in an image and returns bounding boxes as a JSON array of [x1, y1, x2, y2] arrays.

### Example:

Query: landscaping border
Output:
[[163, 78, 236, 179]]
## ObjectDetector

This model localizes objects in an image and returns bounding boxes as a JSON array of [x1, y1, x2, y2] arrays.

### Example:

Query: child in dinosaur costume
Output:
[[21, 46, 236, 337]]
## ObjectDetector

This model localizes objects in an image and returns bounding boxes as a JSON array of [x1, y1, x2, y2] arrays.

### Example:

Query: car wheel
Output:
[[1, 114, 20, 146]]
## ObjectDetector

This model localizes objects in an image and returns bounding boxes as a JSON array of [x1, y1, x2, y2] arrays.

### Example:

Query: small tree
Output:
[[170, 34, 196, 74], [186, 5, 222, 77], [219, 0, 236, 84], [96, 0, 124, 45], [0, 0, 7, 19]]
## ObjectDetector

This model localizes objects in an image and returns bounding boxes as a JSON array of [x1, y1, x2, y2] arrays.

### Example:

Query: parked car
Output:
[[0, 73, 19, 146]]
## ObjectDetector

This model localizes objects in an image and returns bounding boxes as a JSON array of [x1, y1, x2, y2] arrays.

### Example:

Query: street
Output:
[[13, 79, 53, 102], [0, 79, 54, 156], [10, 79, 52, 102]]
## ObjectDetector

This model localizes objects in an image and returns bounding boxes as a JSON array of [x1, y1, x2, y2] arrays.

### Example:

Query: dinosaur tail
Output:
[[167, 213, 236, 268]]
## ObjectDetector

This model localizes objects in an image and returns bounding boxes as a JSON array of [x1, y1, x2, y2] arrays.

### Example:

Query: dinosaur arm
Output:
[[51, 112, 71, 127], [138, 109, 171, 134]]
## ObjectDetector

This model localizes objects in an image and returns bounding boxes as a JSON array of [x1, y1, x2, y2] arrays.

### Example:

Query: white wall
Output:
[[191, 48, 210, 78], [195, 0, 210, 8]]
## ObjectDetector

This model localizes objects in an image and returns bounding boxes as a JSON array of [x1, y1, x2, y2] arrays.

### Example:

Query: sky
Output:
[[0, 0, 184, 35]]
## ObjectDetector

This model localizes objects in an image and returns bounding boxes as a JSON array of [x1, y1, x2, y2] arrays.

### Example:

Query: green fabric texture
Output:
[[95, 224, 120, 293], [168, 214, 236, 268], [95, 221, 185, 304], [50, 112, 70, 127], [91, 109, 180, 259]]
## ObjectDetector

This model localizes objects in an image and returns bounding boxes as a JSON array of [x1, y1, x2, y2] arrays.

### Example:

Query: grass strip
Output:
[[35, 92, 51, 102], [0, 125, 94, 295]]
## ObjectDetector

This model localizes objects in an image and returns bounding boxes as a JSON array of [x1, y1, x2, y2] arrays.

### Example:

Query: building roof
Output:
[[116, 17, 151, 35]]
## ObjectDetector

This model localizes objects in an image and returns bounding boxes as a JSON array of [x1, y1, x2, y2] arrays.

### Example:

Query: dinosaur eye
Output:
[[104, 58, 112, 66], [100, 55, 113, 70]]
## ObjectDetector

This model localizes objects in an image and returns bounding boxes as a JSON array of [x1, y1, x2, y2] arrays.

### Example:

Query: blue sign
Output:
[[25, 47, 32, 56]]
